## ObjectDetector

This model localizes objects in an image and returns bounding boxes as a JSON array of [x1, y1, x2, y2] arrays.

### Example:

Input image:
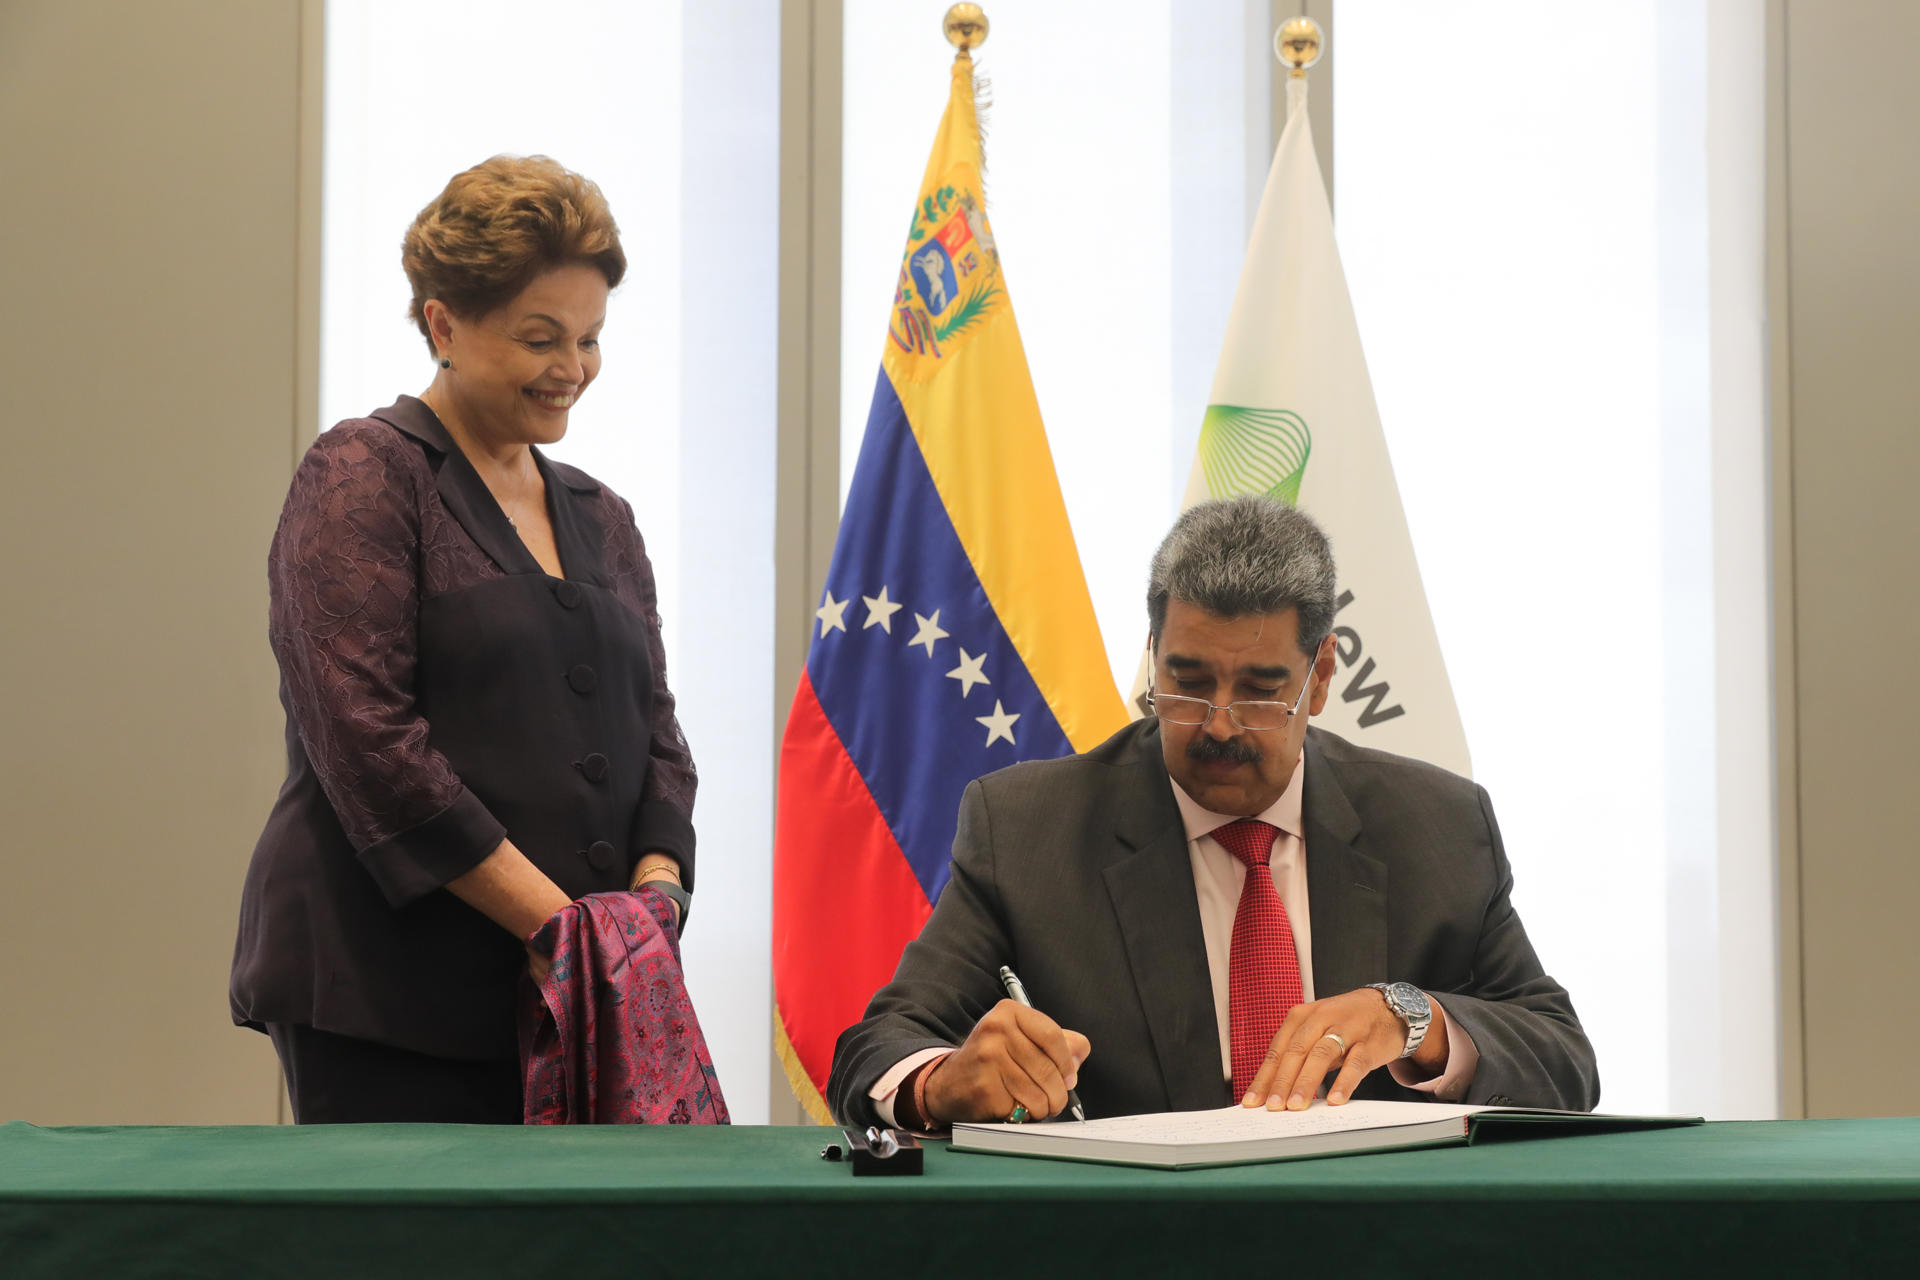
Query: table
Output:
[[3, 1119, 1916, 1277]]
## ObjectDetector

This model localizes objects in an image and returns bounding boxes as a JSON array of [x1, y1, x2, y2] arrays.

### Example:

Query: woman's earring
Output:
[[438, 357, 452, 369]]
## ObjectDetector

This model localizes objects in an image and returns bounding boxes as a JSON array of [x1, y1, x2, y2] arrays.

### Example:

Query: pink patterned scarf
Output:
[[519, 889, 729, 1125]]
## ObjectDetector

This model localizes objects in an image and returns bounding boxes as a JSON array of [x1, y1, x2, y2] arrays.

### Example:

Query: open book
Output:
[[950, 1100, 1701, 1170]]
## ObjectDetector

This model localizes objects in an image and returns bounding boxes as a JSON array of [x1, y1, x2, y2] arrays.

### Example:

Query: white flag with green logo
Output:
[[1140, 76, 1470, 777]]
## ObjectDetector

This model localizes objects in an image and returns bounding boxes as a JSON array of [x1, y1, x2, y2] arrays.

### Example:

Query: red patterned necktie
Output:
[[1213, 818, 1304, 1099]]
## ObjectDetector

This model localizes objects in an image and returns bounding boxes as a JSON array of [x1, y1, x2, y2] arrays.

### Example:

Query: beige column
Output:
[[0, 0, 320, 1123], [1772, 0, 1920, 1118], [771, 0, 844, 1125]]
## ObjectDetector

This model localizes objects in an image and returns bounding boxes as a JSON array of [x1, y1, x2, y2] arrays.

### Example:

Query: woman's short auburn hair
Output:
[[402, 154, 626, 354]]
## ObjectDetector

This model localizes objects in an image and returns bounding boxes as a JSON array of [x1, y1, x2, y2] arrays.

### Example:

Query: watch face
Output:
[[1389, 983, 1431, 1021]]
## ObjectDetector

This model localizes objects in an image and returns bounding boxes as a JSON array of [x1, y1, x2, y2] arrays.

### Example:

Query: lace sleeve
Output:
[[269, 422, 503, 900], [598, 492, 699, 874]]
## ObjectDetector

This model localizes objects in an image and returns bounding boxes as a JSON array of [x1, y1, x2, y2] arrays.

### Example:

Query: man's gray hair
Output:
[[1146, 497, 1338, 656]]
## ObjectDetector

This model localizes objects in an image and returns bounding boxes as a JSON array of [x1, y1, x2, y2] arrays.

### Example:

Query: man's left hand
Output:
[[1239, 986, 1447, 1110]]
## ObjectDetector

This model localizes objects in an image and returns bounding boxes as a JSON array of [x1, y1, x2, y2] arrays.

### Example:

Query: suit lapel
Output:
[[371, 396, 542, 577], [1101, 728, 1231, 1112], [1302, 731, 1388, 998]]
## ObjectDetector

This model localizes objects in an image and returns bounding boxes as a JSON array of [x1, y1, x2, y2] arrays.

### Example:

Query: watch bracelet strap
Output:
[[1400, 1016, 1428, 1059], [1367, 982, 1428, 1059]]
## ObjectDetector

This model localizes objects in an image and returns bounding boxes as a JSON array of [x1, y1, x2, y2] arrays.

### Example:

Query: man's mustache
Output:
[[1187, 734, 1262, 766]]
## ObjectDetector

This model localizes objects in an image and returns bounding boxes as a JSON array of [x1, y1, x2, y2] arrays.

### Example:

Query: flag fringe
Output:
[[774, 1010, 835, 1125], [972, 67, 992, 195]]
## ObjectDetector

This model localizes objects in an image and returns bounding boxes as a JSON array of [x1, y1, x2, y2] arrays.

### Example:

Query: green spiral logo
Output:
[[1198, 405, 1312, 506]]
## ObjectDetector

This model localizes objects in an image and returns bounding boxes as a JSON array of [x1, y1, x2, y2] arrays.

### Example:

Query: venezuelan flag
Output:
[[773, 49, 1126, 1123]]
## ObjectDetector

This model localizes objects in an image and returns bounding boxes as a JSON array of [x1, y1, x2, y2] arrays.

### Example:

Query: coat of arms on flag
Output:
[[772, 43, 1124, 1124], [892, 188, 1001, 369]]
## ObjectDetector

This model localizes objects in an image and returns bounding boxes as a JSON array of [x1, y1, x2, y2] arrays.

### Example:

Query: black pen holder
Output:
[[840, 1127, 924, 1176]]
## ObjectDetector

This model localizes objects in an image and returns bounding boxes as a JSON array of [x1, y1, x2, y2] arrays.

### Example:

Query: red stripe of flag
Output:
[[773, 672, 933, 1108]]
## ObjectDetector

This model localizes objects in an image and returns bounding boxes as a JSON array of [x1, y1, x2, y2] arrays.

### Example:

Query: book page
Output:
[[961, 1100, 1484, 1147]]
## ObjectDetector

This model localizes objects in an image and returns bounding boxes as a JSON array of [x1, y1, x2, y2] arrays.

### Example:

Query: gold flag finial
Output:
[[945, 4, 989, 56], [1275, 16, 1322, 79]]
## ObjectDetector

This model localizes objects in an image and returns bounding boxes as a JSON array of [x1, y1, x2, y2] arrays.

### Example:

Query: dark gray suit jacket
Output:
[[827, 719, 1598, 1127]]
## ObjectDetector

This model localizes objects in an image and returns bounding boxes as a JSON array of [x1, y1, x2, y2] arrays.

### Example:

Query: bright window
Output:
[[1336, 0, 1773, 1116]]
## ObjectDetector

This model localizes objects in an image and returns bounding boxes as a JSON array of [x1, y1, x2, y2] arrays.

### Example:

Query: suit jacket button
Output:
[[554, 581, 583, 609], [567, 664, 597, 694], [585, 840, 616, 871], [578, 753, 610, 783]]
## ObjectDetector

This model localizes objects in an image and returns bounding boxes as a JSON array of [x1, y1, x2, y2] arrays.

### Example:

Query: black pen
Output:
[[997, 964, 1086, 1122]]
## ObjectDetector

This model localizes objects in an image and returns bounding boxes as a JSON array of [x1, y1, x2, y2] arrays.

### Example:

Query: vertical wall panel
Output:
[[0, 0, 305, 1122], [1780, 0, 1920, 1119]]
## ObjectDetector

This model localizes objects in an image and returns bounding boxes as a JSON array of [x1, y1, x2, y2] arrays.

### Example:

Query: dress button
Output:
[[554, 581, 583, 609], [578, 753, 610, 783], [584, 840, 616, 872], [567, 664, 597, 694]]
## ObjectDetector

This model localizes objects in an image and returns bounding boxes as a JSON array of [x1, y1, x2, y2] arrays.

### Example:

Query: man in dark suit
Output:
[[828, 497, 1597, 1130]]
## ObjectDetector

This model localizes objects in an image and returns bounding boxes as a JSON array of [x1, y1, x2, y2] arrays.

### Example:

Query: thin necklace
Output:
[[498, 453, 537, 528]]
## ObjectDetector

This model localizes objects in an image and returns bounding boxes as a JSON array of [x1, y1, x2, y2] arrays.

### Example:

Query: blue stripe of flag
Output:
[[808, 369, 1074, 905]]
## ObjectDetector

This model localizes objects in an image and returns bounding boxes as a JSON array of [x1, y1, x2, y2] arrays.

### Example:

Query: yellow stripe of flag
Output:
[[881, 57, 1124, 753]]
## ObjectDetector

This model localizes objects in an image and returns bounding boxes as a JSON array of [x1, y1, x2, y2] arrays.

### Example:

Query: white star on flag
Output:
[[975, 700, 1020, 747], [907, 610, 949, 657], [945, 648, 990, 698], [815, 592, 849, 636], [862, 586, 904, 633]]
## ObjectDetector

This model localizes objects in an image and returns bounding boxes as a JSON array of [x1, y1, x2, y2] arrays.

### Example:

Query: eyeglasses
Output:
[[1146, 672, 1315, 732]]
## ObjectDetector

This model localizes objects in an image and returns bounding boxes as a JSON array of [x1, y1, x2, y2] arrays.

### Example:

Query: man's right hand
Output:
[[922, 1000, 1090, 1124]]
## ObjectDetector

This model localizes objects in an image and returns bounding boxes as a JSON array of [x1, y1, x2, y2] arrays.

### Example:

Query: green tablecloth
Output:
[[2, 1119, 1915, 1277]]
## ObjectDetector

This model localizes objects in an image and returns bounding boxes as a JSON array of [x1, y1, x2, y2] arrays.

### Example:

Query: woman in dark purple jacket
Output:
[[231, 156, 697, 1123]]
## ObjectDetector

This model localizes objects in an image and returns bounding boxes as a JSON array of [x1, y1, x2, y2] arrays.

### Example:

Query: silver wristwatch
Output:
[[1366, 982, 1432, 1059]]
